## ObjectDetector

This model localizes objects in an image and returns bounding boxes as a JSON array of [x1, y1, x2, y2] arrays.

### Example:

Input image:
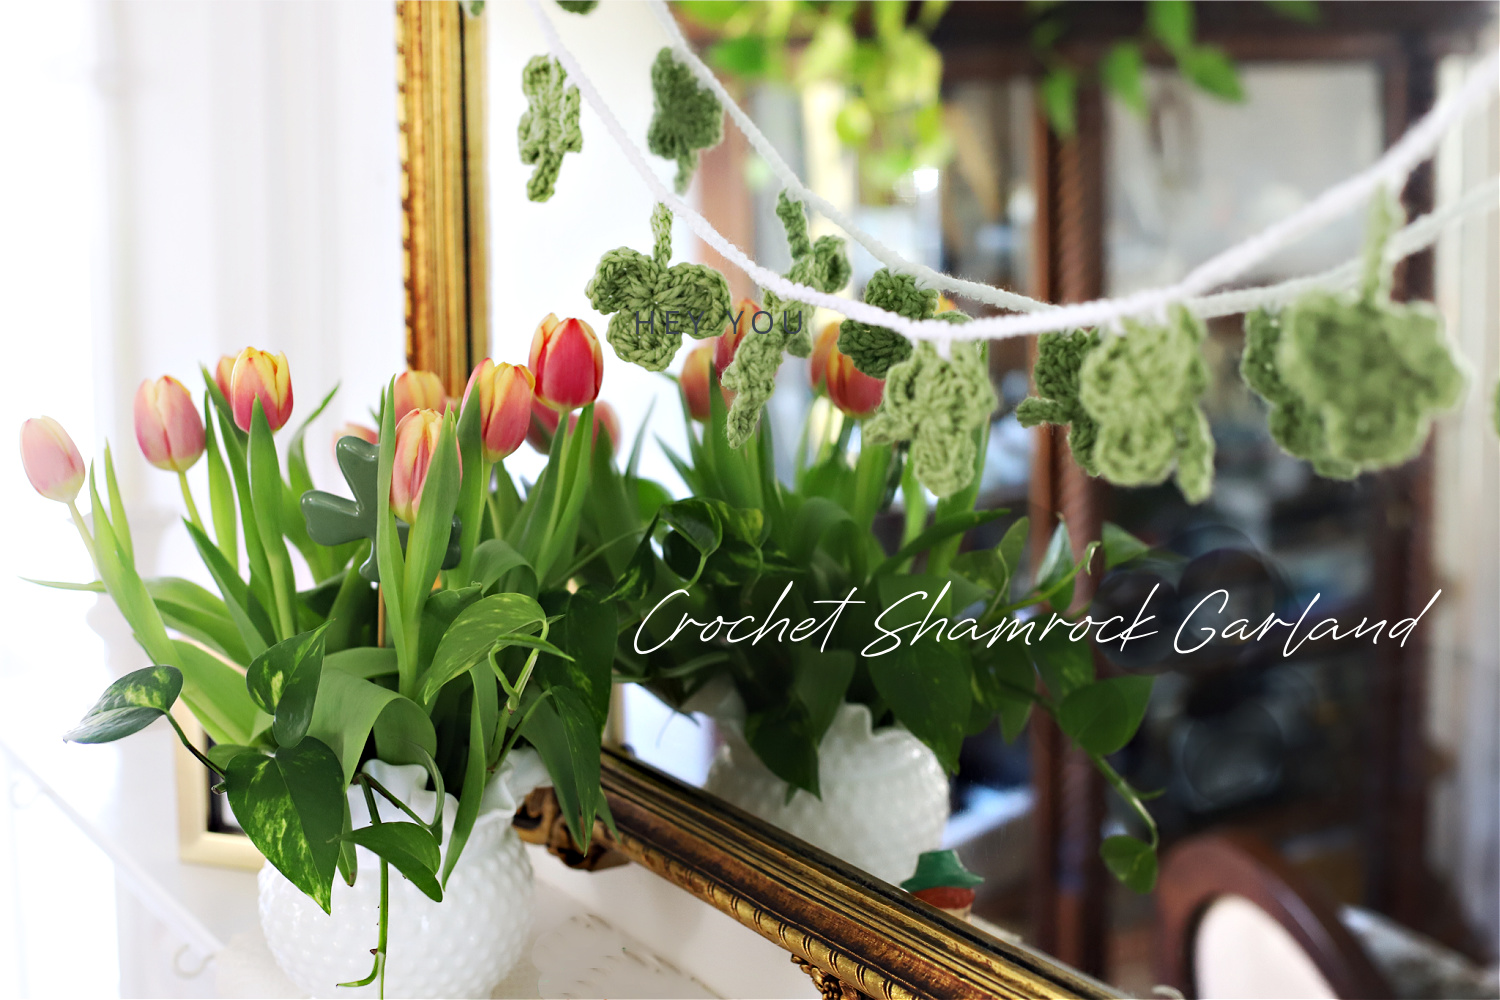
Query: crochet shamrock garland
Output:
[[838, 270, 970, 379], [518, 55, 582, 203], [585, 203, 731, 372], [1078, 307, 1216, 504], [1241, 309, 1358, 479], [1241, 196, 1464, 473], [1015, 329, 1102, 476], [865, 339, 997, 498], [647, 48, 723, 195], [721, 192, 851, 447]]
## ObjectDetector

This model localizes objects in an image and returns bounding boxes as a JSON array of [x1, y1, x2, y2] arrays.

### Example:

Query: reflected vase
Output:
[[704, 697, 950, 884], [257, 756, 544, 998]]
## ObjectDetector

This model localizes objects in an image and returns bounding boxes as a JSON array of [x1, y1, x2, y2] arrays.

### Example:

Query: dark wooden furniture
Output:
[[931, 1, 1495, 976], [1155, 830, 1394, 1000]]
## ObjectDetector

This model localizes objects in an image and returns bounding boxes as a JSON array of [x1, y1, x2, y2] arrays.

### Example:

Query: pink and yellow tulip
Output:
[[390, 408, 458, 524], [229, 348, 294, 432], [392, 369, 448, 426], [463, 360, 535, 462], [529, 314, 603, 412], [133, 376, 205, 473], [19, 416, 85, 503], [825, 344, 884, 418]]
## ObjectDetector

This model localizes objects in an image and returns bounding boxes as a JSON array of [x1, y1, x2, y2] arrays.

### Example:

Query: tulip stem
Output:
[[176, 471, 207, 535], [66, 499, 98, 570]]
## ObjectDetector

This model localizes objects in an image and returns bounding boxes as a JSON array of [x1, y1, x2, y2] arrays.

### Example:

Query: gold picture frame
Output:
[[172, 704, 261, 871]]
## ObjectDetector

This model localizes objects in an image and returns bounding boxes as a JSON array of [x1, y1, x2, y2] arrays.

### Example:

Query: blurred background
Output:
[[0, 2, 1495, 997]]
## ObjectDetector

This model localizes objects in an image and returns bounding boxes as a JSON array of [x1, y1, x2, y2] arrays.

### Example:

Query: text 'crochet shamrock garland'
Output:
[[838, 270, 970, 379], [585, 203, 731, 372], [865, 340, 997, 498], [647, 48, 723, 195], [1015, 329, 1102, 476], [721, 191, 852, 446], [1242, 195, 1465, 474], [1078, 307, 1216, 504], [518, 55, 582, 203]]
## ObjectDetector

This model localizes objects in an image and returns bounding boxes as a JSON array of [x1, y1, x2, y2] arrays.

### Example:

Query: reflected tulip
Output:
[[568, 401, 620, 454], [529, 314, 603, 412], [19, 416, 85, 503], [390, 408, 458, 524], [681, 341, 735, 421], [526, 398, 561, 454], [809, 321, 840, 393], [715, 297, 758, 374], [134, 376, 205, 473], [463, 359, 535, 462], [392, 369, 447, 425], [826, 347, 884, 418], [229, 348, 294, 432], [213, 355, 236, 400], [333, 422, 378, 452]]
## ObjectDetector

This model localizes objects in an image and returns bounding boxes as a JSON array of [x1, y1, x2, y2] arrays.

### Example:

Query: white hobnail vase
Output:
[[257, 751, 547, 998], [701, 687, 950, 885]]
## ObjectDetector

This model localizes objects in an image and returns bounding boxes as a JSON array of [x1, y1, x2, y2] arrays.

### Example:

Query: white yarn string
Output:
[[538, 0, 1499, 341], [1188, 176, 1500, 319], [649, 0, 1500, 326]]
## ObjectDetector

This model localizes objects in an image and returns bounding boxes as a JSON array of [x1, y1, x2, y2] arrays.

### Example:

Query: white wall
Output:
[[486, 2, 698, 490]]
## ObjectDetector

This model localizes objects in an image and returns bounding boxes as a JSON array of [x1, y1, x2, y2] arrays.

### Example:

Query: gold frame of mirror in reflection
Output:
[[396, 5, 1115, 998]]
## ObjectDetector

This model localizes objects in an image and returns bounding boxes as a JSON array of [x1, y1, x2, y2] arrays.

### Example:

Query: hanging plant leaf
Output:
[[63, 666, 182, 744], [225, 738, 344, 913]]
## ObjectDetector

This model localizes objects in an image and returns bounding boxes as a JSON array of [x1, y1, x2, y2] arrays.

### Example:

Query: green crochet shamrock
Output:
[[555, 1, 597, 12], [865, 340, 997, 498], [838, 269, 969, 379], [647, 48, 723, 195], [1240, 309, 1358, 479], [1078, 306, 1215, 504], [585, 203, 731, 372], [518, 55, 582, 203], [721, 192, 851, 446], [301, 436, 461, 582], [1263, 195, 1464, 472], [1015, 329, 1102, 476]]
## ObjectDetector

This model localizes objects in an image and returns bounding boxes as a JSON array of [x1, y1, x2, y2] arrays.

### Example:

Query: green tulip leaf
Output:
[[63, 666, 183, 744]]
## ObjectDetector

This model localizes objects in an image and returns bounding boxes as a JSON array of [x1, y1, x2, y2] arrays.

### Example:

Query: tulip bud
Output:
[[529, 314, 603, 412], [333, 422, 378, 453], [20, 416, 85, 503], [567, 401, 620, 454], [213, 355, 237, 400], [826, 346, 884, 418], [809, 321, 840, 393], [715, 297, 758, 374], [463, 359, 536, 462], [229, 348, 294, 432], [681, 341, 736, 421], [134, 376, 205, 473], [389, 408, 460, 524], [392, 369, 448, 426], [526, 398, 561, 454]]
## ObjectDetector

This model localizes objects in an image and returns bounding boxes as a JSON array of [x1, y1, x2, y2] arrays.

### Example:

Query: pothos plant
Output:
[[607, 319, 1167, 891], [21, 319, 630, 991]]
